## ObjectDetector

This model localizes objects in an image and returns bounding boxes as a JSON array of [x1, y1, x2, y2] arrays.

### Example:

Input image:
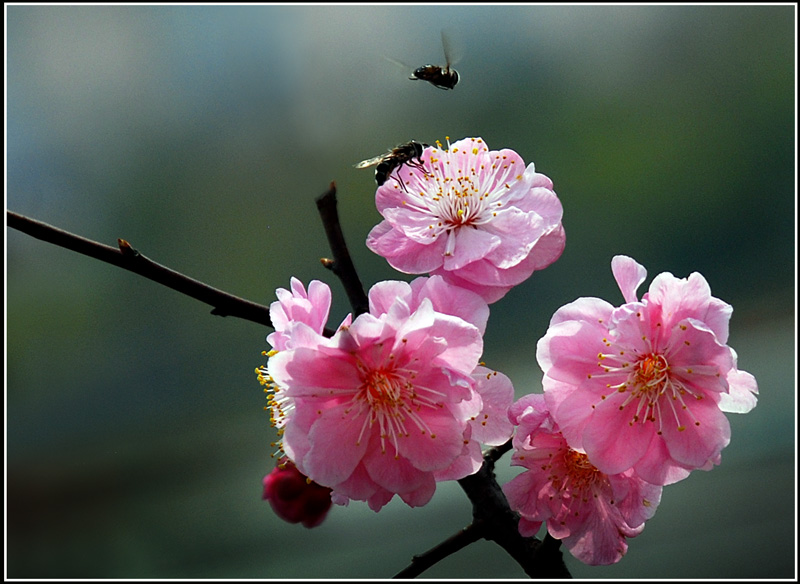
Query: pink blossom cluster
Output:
[[257, 137, 757, 568], [257, 275, 514, 512], [502, 255, 758, 564]]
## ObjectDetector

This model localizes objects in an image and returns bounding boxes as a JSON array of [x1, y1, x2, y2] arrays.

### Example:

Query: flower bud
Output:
[[262, 458, 332, 528]]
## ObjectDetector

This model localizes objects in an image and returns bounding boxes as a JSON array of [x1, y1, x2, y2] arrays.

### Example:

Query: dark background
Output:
[[6, 4, 795, 579]]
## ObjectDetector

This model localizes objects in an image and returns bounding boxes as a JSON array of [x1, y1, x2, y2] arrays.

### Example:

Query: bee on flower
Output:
[[366, 137, 565, 303]]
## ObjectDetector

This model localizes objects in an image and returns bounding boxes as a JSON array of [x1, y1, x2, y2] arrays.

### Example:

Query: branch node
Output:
[[320, 257, 335, 270], [118, 238, 139, 257]]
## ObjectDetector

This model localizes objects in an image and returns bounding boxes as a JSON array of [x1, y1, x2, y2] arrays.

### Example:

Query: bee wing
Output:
[[383, 55, 413, 72], [354, 154, 387, 169], [440, 29, 461, 68]]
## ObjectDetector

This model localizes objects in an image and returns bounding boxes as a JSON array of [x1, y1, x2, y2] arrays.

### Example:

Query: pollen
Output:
[[351, 362, 442, 456], [561, 449, 603, 492]]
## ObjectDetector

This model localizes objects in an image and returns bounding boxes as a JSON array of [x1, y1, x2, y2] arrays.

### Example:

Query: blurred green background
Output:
[[5, 4, 795, 579]]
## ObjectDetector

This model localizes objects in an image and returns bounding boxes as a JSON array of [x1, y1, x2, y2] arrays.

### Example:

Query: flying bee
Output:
[[409, 30, 459, 90], [355, 141, 429, 189], [409, 63, 459, 90]]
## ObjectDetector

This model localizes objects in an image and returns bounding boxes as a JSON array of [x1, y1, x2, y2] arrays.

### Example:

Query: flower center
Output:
[[398, 138, 522, 255], [623, 352, 685, 429], [423, 171, 489, 238], [363, 369, 404, 409], [438, 177, 484, 227], [632, 352, 670, 399], [562, 449, 602, 491], [595, 344, 703, 434], [350, 362, 439, 455], [548, 447, 610, 517]]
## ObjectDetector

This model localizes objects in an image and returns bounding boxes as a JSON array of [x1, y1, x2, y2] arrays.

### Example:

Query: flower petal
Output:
[[469, 366, 515, 445], [410, 275, 490, 334], [718, 368, 758, 413], [303, 403, 370, 486], [581, 393, 659, 475], [442, 226, 500, 270], [366, 220, 445, 273], [611, 255, 647, 304], [396, 406, 467, 471], [660, 395, 731, 469]]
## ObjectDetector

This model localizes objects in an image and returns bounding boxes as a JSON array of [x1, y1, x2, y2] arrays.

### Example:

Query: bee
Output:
[[409, 30, 459, 90], [355, 141, 429, 188]]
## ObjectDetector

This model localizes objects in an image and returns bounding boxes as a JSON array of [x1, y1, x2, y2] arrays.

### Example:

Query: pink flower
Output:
[[262, 457, 332, 528], [537, 255, 758, 486], [266, 277, 348, 352], [257, 278, 349, 432], [366, 137, 566, 303], [502, 394, 662, 566], [435, 365, 517, 482], [261, 276, 514, 511]]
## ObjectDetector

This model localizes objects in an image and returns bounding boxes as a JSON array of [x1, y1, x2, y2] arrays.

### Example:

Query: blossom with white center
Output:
[[502, 393, 662, 566], [258, 276, 514, 511], [537, 255, 758, 485], [366, 137, 565, 303]]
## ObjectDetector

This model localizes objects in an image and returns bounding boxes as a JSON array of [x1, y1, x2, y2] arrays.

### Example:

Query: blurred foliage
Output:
[[6, 4, 795, 579]]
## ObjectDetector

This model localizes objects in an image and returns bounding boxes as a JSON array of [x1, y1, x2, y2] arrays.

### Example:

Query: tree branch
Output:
[[315, 182, 369, 317], [483, 438, 514, 465], [393, 439, 571, 579], [393, 523, 483, 579], [9, 199, 570, 579], [313, 181, 570, 578], [456, 445, 572, 579], [7, 209, 276, 329]]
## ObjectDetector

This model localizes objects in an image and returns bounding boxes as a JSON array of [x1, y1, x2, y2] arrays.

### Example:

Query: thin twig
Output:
[[7, 210, 277, 329], [393, 523, 483, 579], [315, 182, 369, 317]]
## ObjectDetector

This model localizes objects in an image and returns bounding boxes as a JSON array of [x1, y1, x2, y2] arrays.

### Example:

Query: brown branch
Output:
[[483, 438, 514, 465], [456, 444, 572, 579], [393, 523, 483, 578], [313, 183, 569, 578], [7, 210, 275, 329], [315, 182, 369, 317], [394, 440, 571, 579], [9, 200, 569, 579]]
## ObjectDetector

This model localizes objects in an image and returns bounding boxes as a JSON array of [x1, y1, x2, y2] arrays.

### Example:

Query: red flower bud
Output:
[[262, 457, 332, 528]]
